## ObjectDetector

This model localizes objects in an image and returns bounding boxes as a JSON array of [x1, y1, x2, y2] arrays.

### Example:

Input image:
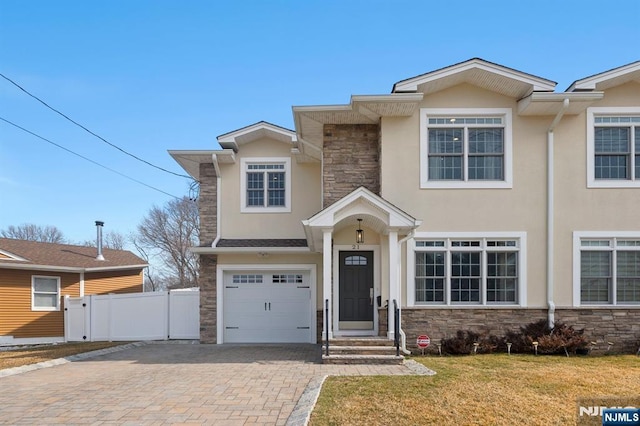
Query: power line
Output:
[[0, 72, 192, 180], [0, 116, 181, 199]]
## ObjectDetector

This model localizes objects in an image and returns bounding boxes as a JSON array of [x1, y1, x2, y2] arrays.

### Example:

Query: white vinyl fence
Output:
[[64, 289, 199, 342]]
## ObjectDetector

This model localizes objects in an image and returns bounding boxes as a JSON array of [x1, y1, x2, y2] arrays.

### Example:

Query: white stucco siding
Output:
[[380, 83, 549, 308], [219, 137, 322, 240]]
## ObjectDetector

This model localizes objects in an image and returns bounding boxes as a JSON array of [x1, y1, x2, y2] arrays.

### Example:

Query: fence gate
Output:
[[64, 296, 91, 341], [64, 289, 199, 342]]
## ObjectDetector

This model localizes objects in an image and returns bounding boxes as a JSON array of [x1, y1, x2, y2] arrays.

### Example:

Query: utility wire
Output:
[[0, 116, 180, 199], [0, 72, 192, 180]]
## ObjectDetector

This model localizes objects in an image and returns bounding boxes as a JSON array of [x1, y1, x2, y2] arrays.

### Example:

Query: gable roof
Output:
[[217, 121, 297, 151], [567, 60, 640, 92], [302, 187, 421, 252], [0, 238, 147, 272], [392, 58, 557, 97]]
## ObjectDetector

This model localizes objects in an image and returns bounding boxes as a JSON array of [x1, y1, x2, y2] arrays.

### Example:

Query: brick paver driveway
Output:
[[0, 343, 427, 425]]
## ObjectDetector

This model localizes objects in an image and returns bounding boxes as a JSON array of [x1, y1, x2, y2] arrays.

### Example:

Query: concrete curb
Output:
[[286, 375, 327, 426], [404, 359, 437, 375], [0, 341, 146, 378]]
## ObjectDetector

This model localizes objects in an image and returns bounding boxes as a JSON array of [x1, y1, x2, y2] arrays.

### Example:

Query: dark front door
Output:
[[339, 251, 374, 322]]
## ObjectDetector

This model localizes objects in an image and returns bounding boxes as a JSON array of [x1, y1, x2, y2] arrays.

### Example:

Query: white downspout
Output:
[[211, 154, 222, 248], [546, 98, 569, 328], [397, 229, 415, 355], [79, 271, 85, 297]]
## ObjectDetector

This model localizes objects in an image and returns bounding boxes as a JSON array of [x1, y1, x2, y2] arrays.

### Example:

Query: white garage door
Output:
[[223, 270, 312, 343]]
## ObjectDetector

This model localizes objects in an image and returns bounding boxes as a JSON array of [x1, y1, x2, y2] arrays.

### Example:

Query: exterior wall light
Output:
[[356, 218, 364, 244]]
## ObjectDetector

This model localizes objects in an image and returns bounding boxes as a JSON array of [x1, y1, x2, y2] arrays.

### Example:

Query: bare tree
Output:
[[131, 235, 162, 292], [81, 230, 127, 250], [0, 224, 66, 243], [134, 197, 199, 289]]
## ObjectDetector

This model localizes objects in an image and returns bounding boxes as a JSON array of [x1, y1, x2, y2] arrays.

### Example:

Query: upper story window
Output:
[[420, 108, 513, 189], [32, 276, 60, 311], [573, 232, 640, 305], [240, 157, 291, 213], [587, 108, 640, 188]]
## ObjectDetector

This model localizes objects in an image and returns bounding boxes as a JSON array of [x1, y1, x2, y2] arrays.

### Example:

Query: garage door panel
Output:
[[223, 270, 312, 343], [224, 327, 311, 343]]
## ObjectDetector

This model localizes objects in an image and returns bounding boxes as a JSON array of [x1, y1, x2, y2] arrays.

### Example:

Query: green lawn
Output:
[[310, 354, 640, 425]]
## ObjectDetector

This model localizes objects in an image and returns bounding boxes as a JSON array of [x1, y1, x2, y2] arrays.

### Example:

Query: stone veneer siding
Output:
[[323, 124, 380, 207], [316, 310, 323, 344], [199, 163, 217, 246], [198, 163, 218, 343], [199, 255, 218, 343], [399, 308, 640, 354]]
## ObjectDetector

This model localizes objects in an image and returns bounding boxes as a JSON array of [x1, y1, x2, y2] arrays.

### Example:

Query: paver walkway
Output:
[[0, 342, 433, 425]]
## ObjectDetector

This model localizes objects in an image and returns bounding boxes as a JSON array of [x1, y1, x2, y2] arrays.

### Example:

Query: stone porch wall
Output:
[[322, 124, 380, 207], [398, 308, 640, 354]]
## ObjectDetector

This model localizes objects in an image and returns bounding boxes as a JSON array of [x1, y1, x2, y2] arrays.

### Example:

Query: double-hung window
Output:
[[240, 158, 291, 213], [574, 232, 640, 305], [32, 276, 60, 311], [587, 108, 640, 188], [411, 234, 525, 306], [420, 108, 513, 189]]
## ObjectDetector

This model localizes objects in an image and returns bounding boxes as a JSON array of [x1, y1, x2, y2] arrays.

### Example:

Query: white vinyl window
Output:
[[409, 234, 526, 306], [587, 108, 640, 188], [240, 157, 291, 213], [574, 233, 640, 305], [32, 276, 61, 311], [420, 108, 513, 189]]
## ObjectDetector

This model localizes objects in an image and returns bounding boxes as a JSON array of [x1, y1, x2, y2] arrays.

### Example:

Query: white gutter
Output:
[[0, 263, 148, 273], [397, 229, 416, 355], [211, 154, 222, 248], [546, 98, 570, 328]]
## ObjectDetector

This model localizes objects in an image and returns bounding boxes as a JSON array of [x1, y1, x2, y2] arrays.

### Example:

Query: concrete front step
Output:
[[328, 338, 396, 347], [327, 345, 399, 356], [321, 337, 403, 364], [321, 354, 405, 365]]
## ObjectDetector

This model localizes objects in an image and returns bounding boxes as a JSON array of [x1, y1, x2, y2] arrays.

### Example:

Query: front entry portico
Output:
[[302, 187, 421, 341]]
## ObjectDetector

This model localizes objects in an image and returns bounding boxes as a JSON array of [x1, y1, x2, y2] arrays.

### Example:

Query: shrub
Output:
[[439, 320, 589, 356], [529, 322, 588, 355], [441, 330, 500, 355], [505, 319, 588, 355]]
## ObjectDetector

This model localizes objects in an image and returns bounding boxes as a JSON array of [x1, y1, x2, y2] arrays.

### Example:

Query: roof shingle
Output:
[[0, 238, 147, 270]]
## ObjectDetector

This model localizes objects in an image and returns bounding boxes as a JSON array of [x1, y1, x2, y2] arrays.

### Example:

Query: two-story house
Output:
[[170, 58, 640, 352]]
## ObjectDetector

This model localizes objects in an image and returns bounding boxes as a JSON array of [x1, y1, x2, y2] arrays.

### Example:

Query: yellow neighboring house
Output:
[[0, 237, 147, 344]]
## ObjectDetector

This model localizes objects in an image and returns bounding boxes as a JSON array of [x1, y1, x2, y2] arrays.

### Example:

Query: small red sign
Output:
[[417, 335, 430, 349]]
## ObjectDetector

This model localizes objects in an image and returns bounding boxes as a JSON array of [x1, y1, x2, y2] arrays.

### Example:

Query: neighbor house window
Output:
[[411, 235, 524, 306], [420, 108, 512, 189], [587, 108, 640, 188], [240, 157, 291, 212], [32, 276, 60, 311], [575, 234, 640, 305]]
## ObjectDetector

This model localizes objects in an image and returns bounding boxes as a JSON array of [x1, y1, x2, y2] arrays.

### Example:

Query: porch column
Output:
[[387, 230, 399, 340], [322, 228, 333, 340]]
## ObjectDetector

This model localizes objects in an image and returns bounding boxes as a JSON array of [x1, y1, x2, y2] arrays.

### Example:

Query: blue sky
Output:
[[1, 0, 639, 246]]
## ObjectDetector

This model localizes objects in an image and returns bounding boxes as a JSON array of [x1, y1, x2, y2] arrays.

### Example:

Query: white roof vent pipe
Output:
[[95, 220, 105, 261]]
